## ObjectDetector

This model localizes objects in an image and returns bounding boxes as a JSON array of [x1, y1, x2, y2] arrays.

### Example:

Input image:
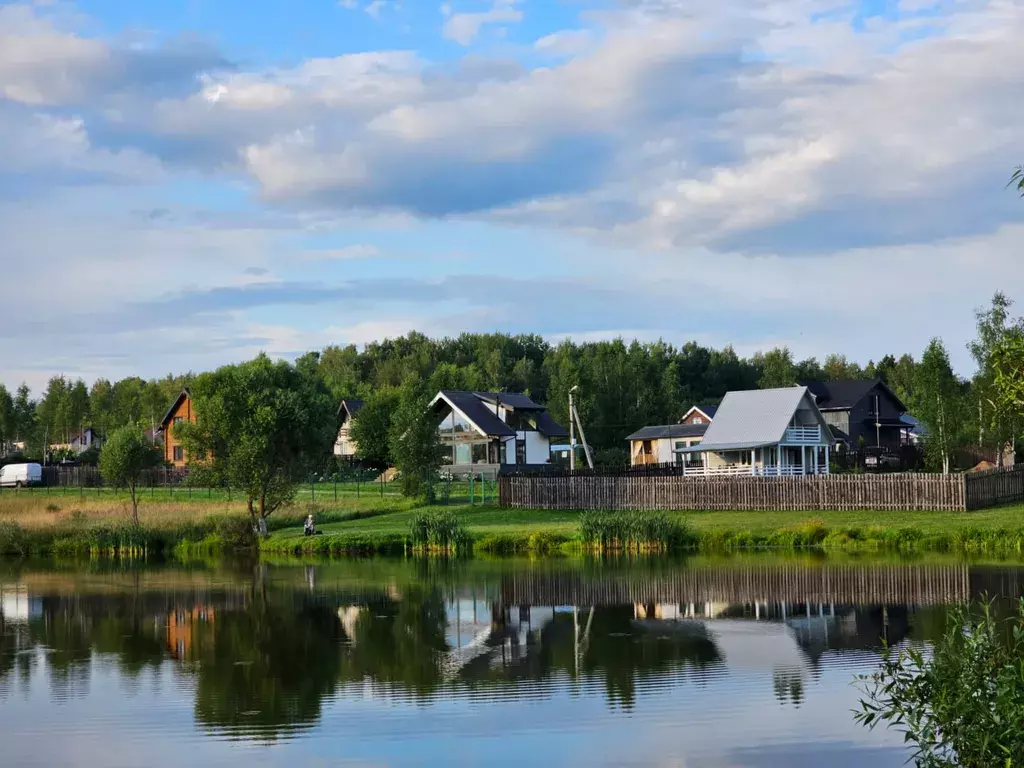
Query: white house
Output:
[[69, 427, 103, 454], [333, 399, 364, 459], [680, 386, 833, 476], [430, 391, 568, 468]]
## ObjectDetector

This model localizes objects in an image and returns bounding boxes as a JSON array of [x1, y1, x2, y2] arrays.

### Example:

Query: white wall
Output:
[[501, 431, 552, 465], [524, 431, 551, 464]]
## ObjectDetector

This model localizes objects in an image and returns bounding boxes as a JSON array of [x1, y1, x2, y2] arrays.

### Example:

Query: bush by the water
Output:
[[856, 599, 1024, 767], [408, 510, 469, 553], [579, 510, 692, 552]]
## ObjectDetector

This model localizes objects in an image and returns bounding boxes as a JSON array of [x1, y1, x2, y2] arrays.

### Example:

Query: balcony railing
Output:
[[784, 426, 822, 444], [688, 463, 827, 477]]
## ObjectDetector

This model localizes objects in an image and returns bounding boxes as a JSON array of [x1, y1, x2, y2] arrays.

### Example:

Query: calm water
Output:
[[2, 555, 1022, 767]]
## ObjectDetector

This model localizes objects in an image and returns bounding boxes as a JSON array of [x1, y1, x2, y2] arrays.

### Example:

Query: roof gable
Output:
[[681, 404, 718, 422], [336, 398, 365, 421], [159, 389, 191, 429], [698, 386, 822, 449], [802, 379, 907, 412], [429, 390, 567, 438]]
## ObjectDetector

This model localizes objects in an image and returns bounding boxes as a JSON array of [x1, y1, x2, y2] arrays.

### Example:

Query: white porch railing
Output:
[[784, 426, 822, 444], [687, 463, 826, 477]]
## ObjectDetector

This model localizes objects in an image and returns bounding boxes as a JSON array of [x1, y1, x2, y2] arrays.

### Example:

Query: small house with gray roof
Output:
[[430, 391, 568, 470], [679, 386, 833, 476], [626, 403, 719, 467]]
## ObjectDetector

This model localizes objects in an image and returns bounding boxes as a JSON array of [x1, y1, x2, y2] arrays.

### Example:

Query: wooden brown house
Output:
[[159, 389, 195, 468]]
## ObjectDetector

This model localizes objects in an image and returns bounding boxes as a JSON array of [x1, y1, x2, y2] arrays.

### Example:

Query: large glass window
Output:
[[471, 443, 489, 464]]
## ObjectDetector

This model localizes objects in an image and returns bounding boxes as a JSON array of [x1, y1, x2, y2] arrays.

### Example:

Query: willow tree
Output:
[[178, 354, 335, 536]]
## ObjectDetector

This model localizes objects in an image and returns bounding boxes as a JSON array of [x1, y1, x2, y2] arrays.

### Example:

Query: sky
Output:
[[0, 0, 1022, 393]]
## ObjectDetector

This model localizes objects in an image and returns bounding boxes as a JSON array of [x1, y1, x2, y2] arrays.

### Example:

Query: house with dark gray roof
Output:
[[679, 386, 833, 476], [333, 399, 365, 459], [430, 391, 568, 469], [801, 380, 908, 448]]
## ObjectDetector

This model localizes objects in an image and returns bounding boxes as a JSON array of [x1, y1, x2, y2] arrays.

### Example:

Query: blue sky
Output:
[[1, 0, 1023, 392]]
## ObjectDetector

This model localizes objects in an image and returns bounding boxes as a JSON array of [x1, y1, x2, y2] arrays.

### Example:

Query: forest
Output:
[[0, 293, 1018, 469]]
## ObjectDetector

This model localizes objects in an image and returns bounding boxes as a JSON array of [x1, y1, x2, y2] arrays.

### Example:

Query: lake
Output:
[[2, 555, 1021, 767]]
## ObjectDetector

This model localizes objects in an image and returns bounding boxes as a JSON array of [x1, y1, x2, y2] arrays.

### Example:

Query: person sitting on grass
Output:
[[304, 514, 315, 537]]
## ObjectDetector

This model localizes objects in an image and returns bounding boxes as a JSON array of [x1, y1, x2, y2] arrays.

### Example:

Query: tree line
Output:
[[2, 293, 1023, 475]]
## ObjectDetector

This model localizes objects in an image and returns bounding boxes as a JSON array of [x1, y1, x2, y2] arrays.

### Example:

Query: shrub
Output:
[[215, 515, 258, 550], [0, 521, 28, 556], [46, 503, 61, 513], [857, 599, 1024, 767]]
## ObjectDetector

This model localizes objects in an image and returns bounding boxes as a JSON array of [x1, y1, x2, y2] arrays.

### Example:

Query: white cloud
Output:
[[534, 30, 593, 57], [442, 1, 523, 45], [2, 0, 1024, 387]]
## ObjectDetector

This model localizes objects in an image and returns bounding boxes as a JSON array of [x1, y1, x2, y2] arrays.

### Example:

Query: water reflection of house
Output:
[[166, 606, 215, 661], [0, 586, 43, 623]]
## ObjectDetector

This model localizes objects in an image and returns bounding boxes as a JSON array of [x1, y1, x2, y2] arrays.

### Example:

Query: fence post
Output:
[[380, 473, 384, 500], [311, 479, 315, 503], [334, 478, 338, 503], [357, 477, 360, 499]]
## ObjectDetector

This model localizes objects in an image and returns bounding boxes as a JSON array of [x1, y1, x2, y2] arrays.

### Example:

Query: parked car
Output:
[[0, 463, 43, 488]]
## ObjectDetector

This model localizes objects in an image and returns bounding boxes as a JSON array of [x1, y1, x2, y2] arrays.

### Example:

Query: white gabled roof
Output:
[[692, 386, 826, 452]]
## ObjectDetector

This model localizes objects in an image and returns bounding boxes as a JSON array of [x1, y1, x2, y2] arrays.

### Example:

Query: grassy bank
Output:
[[0, 492, 418, 557], [263, 504, 1024, 557], [5, 490, 1024, 558]]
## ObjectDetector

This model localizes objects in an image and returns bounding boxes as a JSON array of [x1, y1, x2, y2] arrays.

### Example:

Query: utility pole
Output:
[[568, 386, 594, 470], [568, 389, 576, 471]]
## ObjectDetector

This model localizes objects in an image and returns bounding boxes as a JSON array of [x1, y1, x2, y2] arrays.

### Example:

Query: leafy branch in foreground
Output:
[[855, 599, 1024, 768]]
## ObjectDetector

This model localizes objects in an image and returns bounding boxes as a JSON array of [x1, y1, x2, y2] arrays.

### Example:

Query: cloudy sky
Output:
[[1, 0, 1022, 392]]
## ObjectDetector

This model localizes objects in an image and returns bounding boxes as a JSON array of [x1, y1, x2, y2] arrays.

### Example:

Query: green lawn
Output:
[[268, 503, 1024, 543]]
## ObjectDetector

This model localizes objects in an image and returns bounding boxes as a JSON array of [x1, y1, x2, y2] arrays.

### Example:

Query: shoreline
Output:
[[4, 494, 1024, 558]]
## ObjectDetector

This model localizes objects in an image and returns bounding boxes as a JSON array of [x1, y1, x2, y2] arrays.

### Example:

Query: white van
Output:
[[0, 463, 43, 488]]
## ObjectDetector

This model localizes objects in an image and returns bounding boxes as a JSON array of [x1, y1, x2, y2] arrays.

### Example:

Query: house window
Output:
[[173, 446, 184, 462], [692, 416, 703, 424], [471, 443, 489, 464], [173, 416, 183, 425], [516, 438, 526, 465]]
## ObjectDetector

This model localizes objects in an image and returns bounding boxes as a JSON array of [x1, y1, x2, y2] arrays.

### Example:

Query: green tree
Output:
[[13, 383, 35, 446], [857, 600, 1024, 767], [1011, 165, 1023, 197], [914, 339, 963, 474], [388, 377, 443, 499], [756, 347, 797, 388], [822, 353, 864, 381], [348, 386, 400, 467], [89, 378, 116, 437], [967, 293, 1023, 465], [178, 354, 335, 536], [0, 384, 13, 452], [99, 425, 161, 525]]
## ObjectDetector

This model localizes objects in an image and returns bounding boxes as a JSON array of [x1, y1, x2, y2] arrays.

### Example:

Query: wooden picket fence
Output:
[[963, 463, 1024, 510], [499, 464, 1024, 512]]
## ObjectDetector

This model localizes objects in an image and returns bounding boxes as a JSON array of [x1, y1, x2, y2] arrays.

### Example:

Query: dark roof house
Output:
[[430, 391, 568, 467], [334, 399, 365, 459], [801, 380, 908, 448]]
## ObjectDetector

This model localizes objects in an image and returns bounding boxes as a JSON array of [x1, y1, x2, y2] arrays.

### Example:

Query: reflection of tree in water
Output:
[[576, 606, 721, 710], [340, 585, 448, 696], [772, 669, 804, 707], [454, 605, 722, 711], [189, 591, 344, 740]]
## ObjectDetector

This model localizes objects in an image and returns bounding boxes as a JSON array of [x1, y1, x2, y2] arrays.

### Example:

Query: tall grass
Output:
[[578, 510, 693, 553], [408, 510, 470, 554]]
